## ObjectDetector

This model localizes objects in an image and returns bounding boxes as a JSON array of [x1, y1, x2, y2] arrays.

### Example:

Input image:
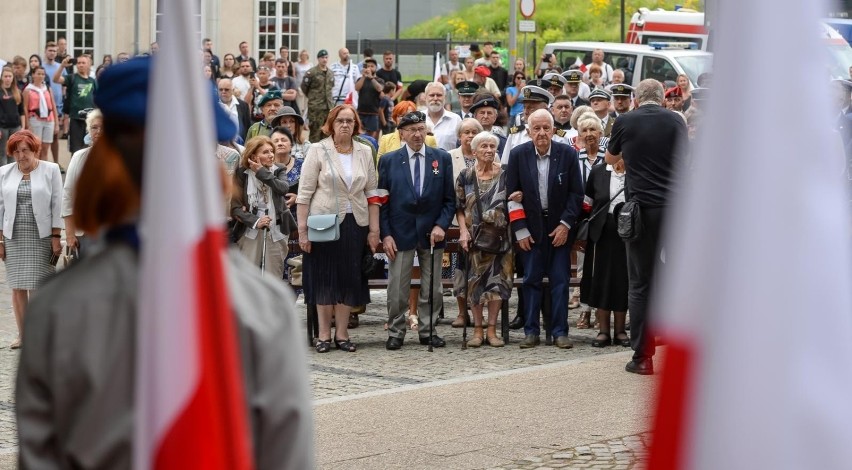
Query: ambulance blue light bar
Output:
[[648, 41, 698, 50]]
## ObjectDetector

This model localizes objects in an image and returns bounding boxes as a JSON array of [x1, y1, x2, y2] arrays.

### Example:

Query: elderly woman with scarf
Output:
[[230, 135, 295, 279]]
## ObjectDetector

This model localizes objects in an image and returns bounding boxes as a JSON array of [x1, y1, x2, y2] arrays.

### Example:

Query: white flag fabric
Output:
[[650, 0, 852, 469], [134, 0, 252, 469], [434, 52, 442, 82]]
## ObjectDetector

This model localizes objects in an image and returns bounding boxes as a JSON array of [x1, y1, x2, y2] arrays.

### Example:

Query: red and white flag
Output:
[[573, 57, 587, 73], [650, 0, 852, 469], [134, 0, 253, 469]]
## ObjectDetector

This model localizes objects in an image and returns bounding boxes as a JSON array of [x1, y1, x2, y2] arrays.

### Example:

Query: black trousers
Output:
[[625, 206, 665, 361], [69, 118, 87, 154]]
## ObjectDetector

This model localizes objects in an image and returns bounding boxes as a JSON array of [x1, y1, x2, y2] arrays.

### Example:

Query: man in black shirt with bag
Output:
[[606, 79, 687, 375]]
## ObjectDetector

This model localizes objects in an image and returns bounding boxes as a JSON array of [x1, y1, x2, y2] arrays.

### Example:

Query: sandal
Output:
[[614, 332, 631, 347], [315, 339, 332, 353], [576, 311, 592, 329], [348, 313, 359, 329], [408, 314, 419, 330], [335, 337, 357, 352], [591, 333, 612, 348]]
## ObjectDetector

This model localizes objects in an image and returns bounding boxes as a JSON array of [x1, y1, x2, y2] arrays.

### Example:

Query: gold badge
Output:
[[523, 88, 531, 98]]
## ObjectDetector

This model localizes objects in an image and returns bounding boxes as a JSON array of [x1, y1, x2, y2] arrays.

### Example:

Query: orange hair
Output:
[[391, 101, 417, 123], [5, 129, 41, 156], [73, 137, 140, 234]]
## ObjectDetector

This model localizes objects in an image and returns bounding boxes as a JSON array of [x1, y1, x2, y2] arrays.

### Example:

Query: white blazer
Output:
[[0, 161, 64, 239]]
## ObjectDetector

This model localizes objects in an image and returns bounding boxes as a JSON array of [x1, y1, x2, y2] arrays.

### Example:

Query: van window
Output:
[[641, 56, 678, 84], [552, 49, 637, 82]]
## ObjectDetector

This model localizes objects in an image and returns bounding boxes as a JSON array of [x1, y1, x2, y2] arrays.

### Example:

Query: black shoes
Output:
[[419, 335, 446, 347], [508, 314, 524, 330], [625, 358, 654, 375], [613, 333, 631, 347], [386, 337, 404, 350]]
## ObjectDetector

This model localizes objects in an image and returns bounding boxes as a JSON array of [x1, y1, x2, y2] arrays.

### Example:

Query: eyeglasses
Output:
[[219, 88, 232, 92], [89, 125, 103, 133], [334, 118, 355, 125]]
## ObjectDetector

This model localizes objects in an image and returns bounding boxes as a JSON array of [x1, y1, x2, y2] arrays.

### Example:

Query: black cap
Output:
[[520, 85, 554, 105], [456, 80, 480, 95], [526, 78, 551, 89], [542, 72, 567, 87], [588, 88, 612, 101], [397, 111, 427, 129], [562, 69, 583, 83], [469, 94, 500, 114], [608, 83, 634, 97]]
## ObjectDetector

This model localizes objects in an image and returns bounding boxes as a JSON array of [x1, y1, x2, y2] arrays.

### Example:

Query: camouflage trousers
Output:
[[308, 110, 330, 143]]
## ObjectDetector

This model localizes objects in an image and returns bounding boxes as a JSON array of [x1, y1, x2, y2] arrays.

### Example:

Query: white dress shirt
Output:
[[405, 144, 426, 195], [426, 110, 463, 151]]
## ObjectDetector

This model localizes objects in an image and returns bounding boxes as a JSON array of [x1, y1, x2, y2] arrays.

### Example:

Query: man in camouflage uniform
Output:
[[300, 49, 334, 142]]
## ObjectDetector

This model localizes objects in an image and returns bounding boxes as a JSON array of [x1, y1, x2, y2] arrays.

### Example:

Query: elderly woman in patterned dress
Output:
[[456, 131, 520, 348], [0, 130, 63, 349]]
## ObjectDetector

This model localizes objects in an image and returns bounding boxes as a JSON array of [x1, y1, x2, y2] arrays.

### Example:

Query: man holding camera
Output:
[[52, 54, 96, 153]]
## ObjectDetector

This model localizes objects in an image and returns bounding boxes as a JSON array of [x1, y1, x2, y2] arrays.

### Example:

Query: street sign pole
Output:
[[509, 0, 518, 71]]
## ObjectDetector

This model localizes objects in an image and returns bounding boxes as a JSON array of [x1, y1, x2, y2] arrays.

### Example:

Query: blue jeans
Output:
[[0, 126, 21, 165]]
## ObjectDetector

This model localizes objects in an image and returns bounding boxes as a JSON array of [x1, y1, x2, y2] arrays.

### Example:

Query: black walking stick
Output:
[[428, 234, 435, 352], [461, 249, 469, 350], [259, 227, 269, 276]]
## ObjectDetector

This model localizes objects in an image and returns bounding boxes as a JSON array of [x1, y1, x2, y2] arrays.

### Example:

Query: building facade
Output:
[[0, 0, 346, 64]]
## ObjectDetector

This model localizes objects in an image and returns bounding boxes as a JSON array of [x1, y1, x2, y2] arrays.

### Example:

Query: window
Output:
[[257, 0, 301, 61], [154, 0, 203, 46], [641, 56, 678, 83], [45, 0, 95, 56]]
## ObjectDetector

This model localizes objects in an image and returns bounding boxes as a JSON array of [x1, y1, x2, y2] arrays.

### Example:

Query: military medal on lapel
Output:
[[432, 160, 439, 175]]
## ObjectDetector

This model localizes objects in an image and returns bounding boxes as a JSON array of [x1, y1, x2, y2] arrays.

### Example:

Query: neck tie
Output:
[[413, 152, 421, 197]]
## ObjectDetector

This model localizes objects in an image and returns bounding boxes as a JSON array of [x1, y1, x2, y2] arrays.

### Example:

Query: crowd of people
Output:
[[0, 37, 707, 376]]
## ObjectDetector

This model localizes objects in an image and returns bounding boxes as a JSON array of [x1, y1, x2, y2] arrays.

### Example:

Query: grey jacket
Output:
[[16, 244, 315, 469]]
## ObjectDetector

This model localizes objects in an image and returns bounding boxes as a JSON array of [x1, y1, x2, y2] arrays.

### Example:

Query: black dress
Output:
[[579, 164, 628, 311]]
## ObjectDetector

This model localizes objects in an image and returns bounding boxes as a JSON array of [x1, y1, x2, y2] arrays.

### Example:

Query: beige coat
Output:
[[296, 137, 378, 227], [16, 244, 315, 469]]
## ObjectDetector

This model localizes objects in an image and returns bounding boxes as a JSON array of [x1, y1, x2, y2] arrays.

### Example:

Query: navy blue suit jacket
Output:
[[506, 140, 584, 243], [378, 145, 456, 251]]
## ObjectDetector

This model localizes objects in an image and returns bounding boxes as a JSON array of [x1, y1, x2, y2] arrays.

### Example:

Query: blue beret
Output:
[[95, 56, 237, 142]]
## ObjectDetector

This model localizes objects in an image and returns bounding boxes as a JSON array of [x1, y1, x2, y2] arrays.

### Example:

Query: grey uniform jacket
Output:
[[16, 243, 315, 469]]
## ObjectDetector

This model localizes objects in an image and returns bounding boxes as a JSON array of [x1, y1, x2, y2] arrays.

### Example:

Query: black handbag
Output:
[[575, 188, 624, 241], [471, 174, 511, 254], [617, 199, 643, 241]]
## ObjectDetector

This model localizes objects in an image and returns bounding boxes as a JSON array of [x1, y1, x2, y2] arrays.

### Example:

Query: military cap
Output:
[[469, 94, 500, 114], [316, 49, 329, 58], [562, 69, 583, 83], [364, 57, 378, 66], [588, 88, 612, 101], [526, 78, 552, 89], [690, 87, 708, 103], [519, 85, 554, 105], [257, 89, 284, 108], [270, 106, 304, 127], [397, 111, 427, 129], [664, 86, 683, 98], [609, 83, 634, 97], [543, 72, 567, 87], [95, 56, 236, 141], [456, 80, 480, 95]]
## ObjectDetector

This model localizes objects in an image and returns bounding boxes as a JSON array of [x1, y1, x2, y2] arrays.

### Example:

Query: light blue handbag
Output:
[[306, 148, 342, 243]]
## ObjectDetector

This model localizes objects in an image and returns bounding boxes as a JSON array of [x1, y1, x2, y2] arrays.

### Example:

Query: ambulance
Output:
[[626, 8, 709, 50]]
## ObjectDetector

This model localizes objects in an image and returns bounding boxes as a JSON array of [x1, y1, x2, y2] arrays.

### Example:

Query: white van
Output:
[[541, 41, 713, 88]]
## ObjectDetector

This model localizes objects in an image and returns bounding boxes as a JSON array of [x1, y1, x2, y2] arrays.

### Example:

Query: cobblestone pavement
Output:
[[486, 433, 650, 470], [0, 250, 649, 467]]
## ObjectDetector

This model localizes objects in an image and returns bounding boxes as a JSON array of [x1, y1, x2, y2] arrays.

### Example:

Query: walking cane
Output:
[[461, 249, 469, 350], [259, 227, 269, 276], [428, 235, 435, 353]]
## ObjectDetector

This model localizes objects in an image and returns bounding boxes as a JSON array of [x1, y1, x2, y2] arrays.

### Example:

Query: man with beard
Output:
[[424, 82, 462, 151], [300, 49, 334, 142], [610, 84, 634, 117], [588, 88, 615, 137], [376, 50, 404, 101], [456, 80, 479, 118], [331, 48, 361, 107], [473, 66, 501, 99], [506, 109, 584, 349], [664, 86, 684, 111]]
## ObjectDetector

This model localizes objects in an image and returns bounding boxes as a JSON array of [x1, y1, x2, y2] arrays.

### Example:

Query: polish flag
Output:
[[649, 0, 852, 468], [134, 0, 253, 469], [434, 52, 443, 83], [574, 57, 587, 73]]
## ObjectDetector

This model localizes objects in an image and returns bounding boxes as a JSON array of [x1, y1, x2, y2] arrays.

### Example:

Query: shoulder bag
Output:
[[306, 148, 341, 242], [575, 188, 624, 242], [471, 172, 511, 254], [617, 199, 643, 241]]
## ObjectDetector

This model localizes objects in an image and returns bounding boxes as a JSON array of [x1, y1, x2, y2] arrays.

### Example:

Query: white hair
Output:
[[636, 79, 664, 105], [528, 108, 554, 127], [576, 113, 603, 132], [470, 131, 499, 151], [456, 117, 483, 137], [85, 108, 102, 133], [424, 81, 445, 96]]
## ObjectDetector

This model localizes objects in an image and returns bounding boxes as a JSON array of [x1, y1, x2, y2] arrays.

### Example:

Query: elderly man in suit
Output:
[[506, 109, 584, 349], [218, 78, 252, 142], [378, 111, 456, 350]]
